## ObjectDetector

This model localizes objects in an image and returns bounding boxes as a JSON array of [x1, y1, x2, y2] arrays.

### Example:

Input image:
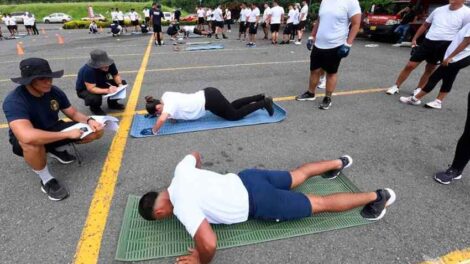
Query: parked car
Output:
[[43, 13, 72, 23], [163, 12, 172, 21], [181, 14, 197, 22], [81, 14, 107, 22], [10, 12, 27, 23], [362, 0, 410, 39]]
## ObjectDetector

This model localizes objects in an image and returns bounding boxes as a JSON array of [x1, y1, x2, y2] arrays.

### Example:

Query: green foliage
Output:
[[62, 19, 197, 29]]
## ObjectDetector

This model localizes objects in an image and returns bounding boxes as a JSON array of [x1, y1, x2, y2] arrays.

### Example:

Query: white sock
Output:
[[33, 165, 54, 184]]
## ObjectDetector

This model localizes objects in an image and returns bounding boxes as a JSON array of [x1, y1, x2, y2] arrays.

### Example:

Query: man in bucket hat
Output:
[[2, 58, 105, 201], [76, 49, 127, 115]]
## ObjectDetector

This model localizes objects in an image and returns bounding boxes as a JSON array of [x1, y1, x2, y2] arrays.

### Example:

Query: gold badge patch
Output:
[[50, 100, 60, 111]]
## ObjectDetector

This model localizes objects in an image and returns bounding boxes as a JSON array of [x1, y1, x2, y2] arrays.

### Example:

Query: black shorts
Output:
[[153, 24, 162, 33], [283, 23, 293, 35], [225, 19, 233, 25], [270, 23, 280, 32], [9, 120, 78, 157], [198, 17, 205, 24], [239, 22, 247, 33], [118, 20, 125, 26], [193, 28, 202, 35], [25, 25, 32, 29], [310, 45, 343, 74], [298, 21, 306, 30], [249, 23, 258, 34], [292, 24, 299, 32], [215, 21, 224, 28], [145, 17, 150, 23], [410, 38, 452, 65], [132, 20, 139, 26]]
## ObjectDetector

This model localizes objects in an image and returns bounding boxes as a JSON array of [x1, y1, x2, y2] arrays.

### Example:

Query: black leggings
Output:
[[203, 87, 266, 121], [451, 91, 470, 171], [423, 56, 470, 94]]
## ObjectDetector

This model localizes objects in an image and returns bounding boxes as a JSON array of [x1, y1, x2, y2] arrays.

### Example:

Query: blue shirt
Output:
[[75, 63, 119, 92], [3, 85, 71, 137]]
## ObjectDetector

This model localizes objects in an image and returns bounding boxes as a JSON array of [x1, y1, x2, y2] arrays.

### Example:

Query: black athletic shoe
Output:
[[223, 35, 228, 39], [90, 106, 106, 115], [434, 167, 463, 185], [323, 155, 353, 179], [207, 33, 212, 38], [361, 188, 396, 221], [41, 179, 69, 201], [295, 91, 316, 101], [319, 96, 332, 110], [264, 97, 274, 116], [108, 101, 125, 110], [48, 149, 76, 164]]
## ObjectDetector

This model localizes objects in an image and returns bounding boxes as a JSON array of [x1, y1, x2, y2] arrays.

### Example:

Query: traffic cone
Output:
[[99, 26, 104, 33], [41, 27, 46, 34], [16, 42, 24, 56], [56, 34, 64, 44]]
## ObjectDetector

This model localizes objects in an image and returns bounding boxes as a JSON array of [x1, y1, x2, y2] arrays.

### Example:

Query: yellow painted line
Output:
[[72, 36, 153, 264], [421, 248, 470, 264], [0, 87, 388, 130]]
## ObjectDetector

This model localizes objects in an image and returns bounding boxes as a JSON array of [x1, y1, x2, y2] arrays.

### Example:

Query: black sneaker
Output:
[[48, 149, 76, 164], [361, 188, 396, 221], [90, 106, 106, 115], [264, 97, 274, 116], [223, 35, 228, 39], [108, 101, 125, 110], [40, 179, 69, 201], [295, 91, 316, 101], [319, 96, 332, 110], [323, 155, 353, 179], [434, 167, 463, 185]]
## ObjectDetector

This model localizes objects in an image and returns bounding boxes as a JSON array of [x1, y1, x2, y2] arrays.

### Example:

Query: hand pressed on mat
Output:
[[140, 127, 157, 136], [176, 248, 201, 264]]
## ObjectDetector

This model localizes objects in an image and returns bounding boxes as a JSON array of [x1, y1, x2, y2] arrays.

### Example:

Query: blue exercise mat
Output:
[[130, 102, 286, 138], [186, 43, 224, 51]]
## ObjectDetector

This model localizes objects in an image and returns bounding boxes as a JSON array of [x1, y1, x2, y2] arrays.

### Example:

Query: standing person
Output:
[[116, 8, 126, 33], [392, 4, 416, 46], [295, 0, 361, 110], [281, 5, 295, 44], [243, 4, 252, 39], [261, 2, 271, 40], [31, 14, 39, 35], [111, 8, 118, 25], [129, 9, 140, 32], [138, 152, 396, 264], [224, 7, 232, 32], [76, 50, 126, 115], [213, 4, 227, 39], [151, 3, 164, 46], [143, 7, 151, 27], [247, 3, 260, 47], [269, 0, 284, 44], [434, 90, 470, 184], [296, 0, 309, 44], [238, 3, 248, 41], [292, 4, 301, 43], [6, 14, 18, 37], [174, 8, 181, 22], [3, 58, 104, 201], [23, 12, 33, 35], [206, 8, 213, 33], [197, 6, 206, 30], [385, 0, 470, 96], [400, 23, 470, 109]]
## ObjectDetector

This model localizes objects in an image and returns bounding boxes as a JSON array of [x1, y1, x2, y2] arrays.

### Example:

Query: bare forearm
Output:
[[447, 38, 470, 60], [87, 86, 111, 94], [69, 111, 91, 124], [113, 74, 122, 85], [412, 24, 428, 42], [22, 129, 71, 145], [346, 23, 360, 45], [311, 20, 319, 37]]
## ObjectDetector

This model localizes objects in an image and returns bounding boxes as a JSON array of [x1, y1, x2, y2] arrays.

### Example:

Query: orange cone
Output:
[[56, 34, 64, 44], [99, 26, 104, 33], [16, 42, 24, 56], [41, 27, 46, 34]]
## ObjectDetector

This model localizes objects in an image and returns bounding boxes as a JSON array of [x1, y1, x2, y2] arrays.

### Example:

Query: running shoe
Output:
[[361, 188, 396, 220], [434, 167, 462, 185]]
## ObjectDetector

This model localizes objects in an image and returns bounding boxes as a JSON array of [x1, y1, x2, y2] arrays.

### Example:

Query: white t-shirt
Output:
[[143, 9, 150, 18], [162, 91, 206, 120], [168, 155, 249, 238], [9, 17, 16, 26], [130, 11, 139, 21], [300, 5, 309, 21], [225, 9, 231, 19], [197, 9, 205, 18], [293, 8, 300, 25], [111, 11, 117, 20], [425, 5, 470, 41], [23, 15, 33, 26], [248, 7, 260, 23], [2, 17, 10, 26], [262, 7, 271, 23], [270, 5, 285, 24], [315, 0, 361, 49], [117, 11, 124, 20], [183, 25, 195, 33], [206, 9, 212, 21], [244, 8, 252, 22], [286, 9, 295, 24], [445, 23, 470, 62], [213, 7, 223, 21], [239, 8, 247, 22]]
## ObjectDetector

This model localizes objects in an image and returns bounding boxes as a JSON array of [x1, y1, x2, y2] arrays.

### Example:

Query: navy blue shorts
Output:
[[238, 169, 312, 222]]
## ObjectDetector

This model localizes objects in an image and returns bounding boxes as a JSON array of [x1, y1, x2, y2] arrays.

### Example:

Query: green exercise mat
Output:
[[116, 173, 371, 261]]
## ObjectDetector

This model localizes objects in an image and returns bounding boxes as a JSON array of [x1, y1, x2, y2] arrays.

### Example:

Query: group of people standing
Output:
[[1, 12, 39, 39]]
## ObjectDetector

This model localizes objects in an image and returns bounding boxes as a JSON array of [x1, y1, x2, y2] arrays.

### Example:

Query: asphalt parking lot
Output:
[[0, 24, 469, 264]]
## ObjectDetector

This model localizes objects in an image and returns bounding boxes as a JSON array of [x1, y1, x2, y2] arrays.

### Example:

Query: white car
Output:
[[81, 14, 107, 22], [163, 12, 172, 21], [43, 13, 72, 23]]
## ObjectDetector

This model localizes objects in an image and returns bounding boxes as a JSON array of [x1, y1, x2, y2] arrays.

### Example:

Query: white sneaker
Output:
[[386, 85, 399, 95], [317, 75, 326, 89], [425, 99, 442, 109], [294, 41, 301, 45], [413, 88, 421, 96], [400, 96, 421, 105], [392, 43, 402, 47]]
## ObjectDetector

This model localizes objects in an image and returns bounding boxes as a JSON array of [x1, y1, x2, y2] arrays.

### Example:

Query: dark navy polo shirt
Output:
[[75, 63, 119, 92]]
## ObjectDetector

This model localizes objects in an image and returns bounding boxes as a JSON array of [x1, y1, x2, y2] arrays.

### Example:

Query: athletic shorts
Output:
[[238, 169, 312, 221], [25, 25, 32, 29], [145, 17, 150, 23], [293, 24, 299, 32], [132, 20, 139, 26], [9, 120, 78, 157], [298, 21, 306, 30], [193, 28, 202, 35], [225, 19, 233, 25], [118, 20, 125, 26], [410, 38, 452, 65], [215, 21, 224, 28], [153, 24, 162, 33], [270, 23, 280, 32], [198, 17, 205, 24], [239, 21, 247, 33], [283, 23, 293, 35], [249, 22, 258, 34], [310, 45, 343, 74]]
